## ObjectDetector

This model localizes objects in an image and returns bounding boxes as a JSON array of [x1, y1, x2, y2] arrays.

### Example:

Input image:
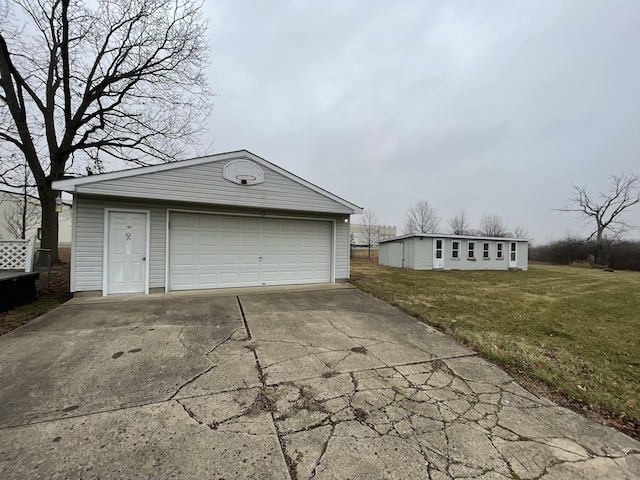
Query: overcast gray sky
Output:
[[202, 0, 640, 244]]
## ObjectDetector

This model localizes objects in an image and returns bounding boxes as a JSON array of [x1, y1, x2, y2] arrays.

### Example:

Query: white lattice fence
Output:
[[0, 238, 35, 271]]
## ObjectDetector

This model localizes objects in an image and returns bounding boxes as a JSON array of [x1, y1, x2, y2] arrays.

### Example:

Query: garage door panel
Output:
[[221, 234, 241, 246], [220, 254, 240, 265], [197, 234, 218, 247], [172, 253, 195, 267], [169, 213, 332, 290], [196, 273, 218, 284], [197, 254, 218, 266], [243, 236, 260, 247]]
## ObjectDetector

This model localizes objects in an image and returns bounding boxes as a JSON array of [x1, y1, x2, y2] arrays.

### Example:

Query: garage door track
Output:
[[0, 285, 639, 479]]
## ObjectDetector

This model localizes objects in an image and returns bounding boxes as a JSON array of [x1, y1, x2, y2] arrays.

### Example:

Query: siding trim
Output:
[[331, 219, 337, 283], [102, 208, 151, 296], [70, 195, 78, 292], [164, 208, 170, 293]]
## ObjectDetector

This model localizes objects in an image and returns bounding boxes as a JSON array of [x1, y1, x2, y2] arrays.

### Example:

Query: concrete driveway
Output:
[[0, 285, 638, 479]]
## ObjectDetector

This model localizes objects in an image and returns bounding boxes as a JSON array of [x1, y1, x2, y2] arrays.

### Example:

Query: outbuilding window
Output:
[[483, 242, 490, 259], [452, 241, 459, 258], [496, 243, 504, 259], [468, 241, 475, 259]]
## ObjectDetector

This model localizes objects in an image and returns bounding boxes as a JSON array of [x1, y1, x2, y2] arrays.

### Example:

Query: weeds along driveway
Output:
[[0, 285, 639, 480]]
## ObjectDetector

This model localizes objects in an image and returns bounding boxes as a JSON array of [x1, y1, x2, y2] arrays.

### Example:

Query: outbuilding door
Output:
[[433, 238, 445, 269], [168, 213, 332, 290], [509, 242, 517, 268], [106, 211, 148, 294]]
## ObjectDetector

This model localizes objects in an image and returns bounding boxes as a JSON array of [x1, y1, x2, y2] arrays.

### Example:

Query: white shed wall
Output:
[[517, 242, 529, 271], [443, 238, 511, 270], [379, 242, 404, 268], [412, 237, 434, 270]]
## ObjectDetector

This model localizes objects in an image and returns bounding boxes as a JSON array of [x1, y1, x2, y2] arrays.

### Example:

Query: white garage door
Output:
[[169, 213, 332, 290]]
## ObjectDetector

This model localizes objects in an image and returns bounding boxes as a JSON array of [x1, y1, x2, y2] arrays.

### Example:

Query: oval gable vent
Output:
[[223, 159, 264, 185]]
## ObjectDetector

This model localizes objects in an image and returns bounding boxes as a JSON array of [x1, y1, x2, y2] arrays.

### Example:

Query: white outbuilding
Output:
[[53, 150, 362, 296], [379, 234, 528, 271]]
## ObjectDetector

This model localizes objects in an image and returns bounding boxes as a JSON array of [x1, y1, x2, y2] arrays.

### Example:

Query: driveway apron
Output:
[[0, 285, 638, 479]]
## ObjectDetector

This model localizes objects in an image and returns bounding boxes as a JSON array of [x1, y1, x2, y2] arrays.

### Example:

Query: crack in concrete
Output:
[[168, 364, 217, 400], [167, 297, 640, 479], [238, 296, 294, 480]]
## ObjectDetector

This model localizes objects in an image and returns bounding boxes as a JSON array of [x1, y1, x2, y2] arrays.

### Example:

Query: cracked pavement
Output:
[[0, 285, 638, 479]]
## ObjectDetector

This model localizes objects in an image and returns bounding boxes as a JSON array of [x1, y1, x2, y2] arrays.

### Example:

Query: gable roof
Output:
[[53, 150, 362, 215]]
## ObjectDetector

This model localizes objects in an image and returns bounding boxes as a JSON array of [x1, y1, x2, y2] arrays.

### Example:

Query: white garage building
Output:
[[379, 234, 528, 271], [53, 150, 362, 296]]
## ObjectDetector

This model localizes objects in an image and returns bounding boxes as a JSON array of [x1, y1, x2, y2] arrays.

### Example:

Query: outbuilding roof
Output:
[[379, 233, 528, 243]]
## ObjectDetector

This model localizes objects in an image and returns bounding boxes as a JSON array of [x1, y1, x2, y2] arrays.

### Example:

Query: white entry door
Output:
[[433, 238, 445, 269], [107, 211, 148, 294], [509, 242, 517, 268]]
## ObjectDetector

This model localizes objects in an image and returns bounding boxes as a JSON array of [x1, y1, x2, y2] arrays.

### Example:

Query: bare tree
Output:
[[1, 159, 40, 239], [556, 173, 640, 264], [360, 208, 380, 259], [0, 0, 213, 262], [448, 209, 471, 235], [403, 200, 440, 234], [512, 225, 531, 241], [480, 214, 508, 237], [3, 193, 40, 239]]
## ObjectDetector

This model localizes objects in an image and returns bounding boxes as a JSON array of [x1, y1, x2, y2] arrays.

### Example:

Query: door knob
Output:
[[142, 257, 146, 261]]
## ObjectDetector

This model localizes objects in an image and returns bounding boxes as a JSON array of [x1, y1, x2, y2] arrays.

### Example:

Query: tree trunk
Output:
[[595, 229, 604, 266], [39, 189, 60, 265]]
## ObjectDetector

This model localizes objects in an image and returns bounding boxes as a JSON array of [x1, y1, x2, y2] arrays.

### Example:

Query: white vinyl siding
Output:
[[72, 196, 350, 292], [335, 219, 349, 279], [74, 198, 166, 292], [76, 161, 352, 215]]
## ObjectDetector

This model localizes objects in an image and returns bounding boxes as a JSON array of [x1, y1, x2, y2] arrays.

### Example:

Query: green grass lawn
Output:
[[350, 259, 640, 430]]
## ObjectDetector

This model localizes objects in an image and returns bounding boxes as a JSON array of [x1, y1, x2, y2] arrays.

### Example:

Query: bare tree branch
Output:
[[480, 213, 508, 237], [555, 173, 640, 264], [448, 209, 471, 235], [359, 208, 380, 259], [0, 0, 214, 262], [403, 200, 440, 234]]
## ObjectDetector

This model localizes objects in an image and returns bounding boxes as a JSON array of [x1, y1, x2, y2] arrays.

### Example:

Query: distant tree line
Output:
[[530, 237, 640, 271]]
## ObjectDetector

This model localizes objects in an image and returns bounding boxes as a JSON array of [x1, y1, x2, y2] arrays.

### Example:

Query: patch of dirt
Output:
[[351, 346, 368, 355], [247, 390, 275, 416], [0, 259, 71, 335], [37, 263, 71, 298], [353, 407, 369, 421]]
